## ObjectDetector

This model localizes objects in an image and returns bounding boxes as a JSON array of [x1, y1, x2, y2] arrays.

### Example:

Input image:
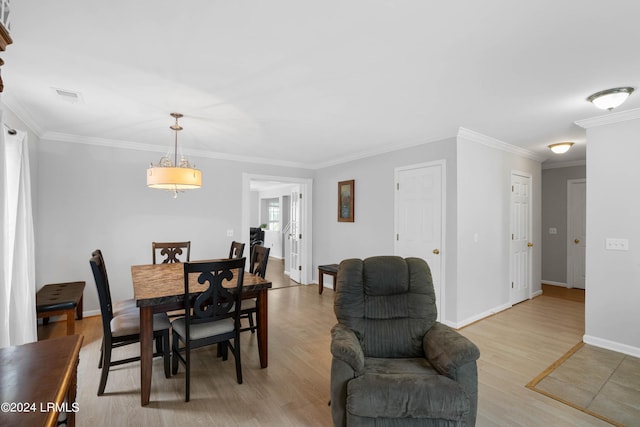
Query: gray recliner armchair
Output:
[[330, 256, 480, 426]]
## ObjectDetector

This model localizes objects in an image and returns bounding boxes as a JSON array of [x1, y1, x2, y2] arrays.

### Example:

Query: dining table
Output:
[[131, 261, 272, 406]]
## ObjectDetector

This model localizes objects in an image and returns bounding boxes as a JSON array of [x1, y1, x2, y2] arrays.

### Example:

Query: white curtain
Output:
[[1, 114, 37, 348]]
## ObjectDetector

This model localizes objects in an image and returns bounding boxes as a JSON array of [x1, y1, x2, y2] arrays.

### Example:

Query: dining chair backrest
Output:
[[228, 241, 245, 259], [184, 258, 246, 328], [249, 245, 270, 278], [152, 241, 191, 264], [89, 253, 115, 334]]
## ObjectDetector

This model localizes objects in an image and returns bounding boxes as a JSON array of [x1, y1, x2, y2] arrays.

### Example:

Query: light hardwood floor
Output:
[[37, 283, 611, 426]]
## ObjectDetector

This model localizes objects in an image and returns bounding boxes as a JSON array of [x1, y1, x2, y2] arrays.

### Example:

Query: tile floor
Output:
[[532, 344, 640, 426]]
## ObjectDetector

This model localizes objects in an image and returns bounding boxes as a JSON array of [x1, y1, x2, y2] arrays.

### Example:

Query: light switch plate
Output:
[[605, 238, 628, 251], [549, 227, 557, 235], [227, 229, 234, 237]]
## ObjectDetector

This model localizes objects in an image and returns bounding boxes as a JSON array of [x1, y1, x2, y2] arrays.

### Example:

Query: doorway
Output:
[[241, 174, 313, 285]]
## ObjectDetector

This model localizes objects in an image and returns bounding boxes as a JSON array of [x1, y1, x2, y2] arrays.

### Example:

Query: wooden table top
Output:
[[131, 262, 271, 305], [0, 335, 83, 427]]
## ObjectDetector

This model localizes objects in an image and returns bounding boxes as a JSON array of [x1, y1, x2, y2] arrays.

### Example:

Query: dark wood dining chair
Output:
[[228, 240, 245, 259], [91, 249, 136, 318], [240, 245, 270, 334], [89, 251, 171, 396], [171, 258, 246, 401], [152, 241, 191, 264], [152, 242, 191, 318]]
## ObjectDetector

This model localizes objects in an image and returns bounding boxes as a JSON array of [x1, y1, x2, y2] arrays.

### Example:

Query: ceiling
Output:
[[3, 1, 640, 169]]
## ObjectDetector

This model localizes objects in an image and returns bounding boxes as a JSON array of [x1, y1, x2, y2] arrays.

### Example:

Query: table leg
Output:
[[140, 306, 153, 406], [257, 289, 268, 368], [319, 271, 324, 294]]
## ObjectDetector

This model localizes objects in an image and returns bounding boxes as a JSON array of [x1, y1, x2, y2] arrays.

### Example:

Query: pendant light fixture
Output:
[[147, 113, 202, 198]]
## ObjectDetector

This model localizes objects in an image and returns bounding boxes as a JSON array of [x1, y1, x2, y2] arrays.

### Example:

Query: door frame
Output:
[[242, 173, 313, 285], [394, 160, 446, 322]]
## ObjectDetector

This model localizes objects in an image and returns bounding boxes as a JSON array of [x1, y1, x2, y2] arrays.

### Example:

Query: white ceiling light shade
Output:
[[147, 113, 202, 198], [587, 87, 634, 110], [548, 142, 574, 154]]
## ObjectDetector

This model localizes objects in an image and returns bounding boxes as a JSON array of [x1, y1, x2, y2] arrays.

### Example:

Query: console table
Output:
[[0, 334, 83, 427]]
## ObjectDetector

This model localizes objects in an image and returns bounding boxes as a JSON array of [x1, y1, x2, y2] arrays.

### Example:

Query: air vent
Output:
[[51, 87, 84, 104]]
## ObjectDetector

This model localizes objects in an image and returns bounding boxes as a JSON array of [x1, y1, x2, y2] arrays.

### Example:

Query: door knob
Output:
[[574, 239, 580, 244], [527, 242, 534, 247], [433, 249, 440, 255]]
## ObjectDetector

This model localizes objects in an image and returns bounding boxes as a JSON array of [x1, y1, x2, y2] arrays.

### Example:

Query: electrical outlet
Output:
[[227, 229, 234, 237], [605, 238, 629, 251], [549, 227, 557, 235]]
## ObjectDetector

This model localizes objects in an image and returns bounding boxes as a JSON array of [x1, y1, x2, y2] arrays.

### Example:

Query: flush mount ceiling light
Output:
[[548, 142, 574, 154], [587, 87, 634, 110], [147, 113, 202, 198]]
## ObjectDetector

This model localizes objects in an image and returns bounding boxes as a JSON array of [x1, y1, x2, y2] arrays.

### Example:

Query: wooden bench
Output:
[[36, 281, 85, 335], [318, 264, 339, 294]]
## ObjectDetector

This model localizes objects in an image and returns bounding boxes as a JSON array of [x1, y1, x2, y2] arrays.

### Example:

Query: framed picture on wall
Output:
[[338, 179, 354, 222]]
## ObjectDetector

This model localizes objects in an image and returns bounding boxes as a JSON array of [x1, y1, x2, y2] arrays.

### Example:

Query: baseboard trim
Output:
[[450, 302, 512, 329], [583, 335, 640, 358], [542, 280, 569, 287]]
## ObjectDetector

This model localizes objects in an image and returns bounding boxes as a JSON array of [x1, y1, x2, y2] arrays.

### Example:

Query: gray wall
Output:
[[541, 165, 586, 284]]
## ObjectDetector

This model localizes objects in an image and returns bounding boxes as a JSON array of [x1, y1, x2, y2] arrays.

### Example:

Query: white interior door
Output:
[[395, 162, 444, 321], [510, 172, 532, 304], [567, 179, 586, 289], [288, 189, 301, 283]]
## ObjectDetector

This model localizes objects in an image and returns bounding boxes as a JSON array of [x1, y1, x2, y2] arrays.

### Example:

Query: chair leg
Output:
[[97, 338, 112, 396], [155, 335, 162, 355], [185, 341, 190, 402], [163, 330, 171, 378], [220, 342, 229, 361], [233, 336, 243, 384], [252, 308, 259, 333], [98, 337, 104, 368], [172, 331, 180, 375], [248, 312, 256, 333]]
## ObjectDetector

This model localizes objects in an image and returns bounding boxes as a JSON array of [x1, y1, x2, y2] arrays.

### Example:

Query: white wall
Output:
[[581, 114, 640, 357], [35, 138, 313, 315], [456, 129, 542, 326]]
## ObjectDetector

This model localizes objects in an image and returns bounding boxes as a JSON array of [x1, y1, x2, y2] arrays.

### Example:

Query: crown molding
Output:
[[313, 133, 454, 170], [542, 159, 586, 170], [457, 127, 545, 162], [575, 107, 640, 129], [1, 93, 44, 136], [40, 131, 310, 169]]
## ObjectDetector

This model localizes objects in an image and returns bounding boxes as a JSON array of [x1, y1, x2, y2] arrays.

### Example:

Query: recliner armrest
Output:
[[330, 323, 365, 375], [423, 322, 480, 378]]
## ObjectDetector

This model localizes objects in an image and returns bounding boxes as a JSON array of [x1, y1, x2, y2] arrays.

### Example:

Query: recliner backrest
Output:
[[334, 256, 437, 358]]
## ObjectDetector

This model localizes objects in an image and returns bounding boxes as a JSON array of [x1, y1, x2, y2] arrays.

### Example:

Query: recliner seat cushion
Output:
[[347, 371, 469, 420]]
